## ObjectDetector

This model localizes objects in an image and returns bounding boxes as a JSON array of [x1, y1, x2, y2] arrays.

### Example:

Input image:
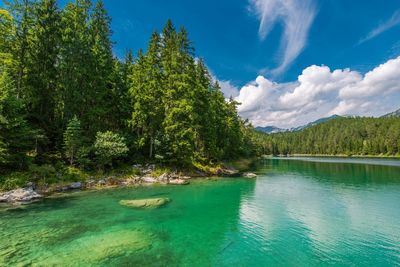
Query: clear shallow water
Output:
[[1, 158, 400, 266]]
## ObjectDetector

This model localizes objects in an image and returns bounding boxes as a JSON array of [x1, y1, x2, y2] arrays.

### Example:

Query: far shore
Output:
[[262, 154, 400, 159]]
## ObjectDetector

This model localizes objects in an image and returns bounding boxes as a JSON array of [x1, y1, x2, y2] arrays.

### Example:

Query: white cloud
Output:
[[235, 56, 400, 128], [219, 80, 240, 98], [359, 10, 400, 45], [249, 0, 316, 75]]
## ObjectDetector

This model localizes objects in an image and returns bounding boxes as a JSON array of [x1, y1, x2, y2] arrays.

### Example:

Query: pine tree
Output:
[[4, 0, 34, 99], [160, 22, 197, 164], [59, 0, 93, 134], [87, 0, 114, 134], [63, 115, 82, 166], [25, 0, 62, 152], [129, 33, 163, 158]]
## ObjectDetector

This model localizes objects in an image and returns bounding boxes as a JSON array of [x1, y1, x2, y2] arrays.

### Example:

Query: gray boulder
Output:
[[169, 179, 189, 185], [69, 182, 82, 189], [0, 188, 42, 203], [141, 176, 158, 183]]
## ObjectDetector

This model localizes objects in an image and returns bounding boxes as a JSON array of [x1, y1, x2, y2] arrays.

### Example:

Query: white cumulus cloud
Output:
[[235, 56, 400, 128], [219, 80, 240, 98], [249, 0, 316, 75]]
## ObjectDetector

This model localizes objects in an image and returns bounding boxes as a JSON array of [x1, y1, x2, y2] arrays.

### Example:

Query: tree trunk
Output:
[[149, 135, 153, 159]]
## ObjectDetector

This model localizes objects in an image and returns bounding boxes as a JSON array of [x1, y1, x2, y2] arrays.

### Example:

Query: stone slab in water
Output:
[[119, 198, 170, 208]]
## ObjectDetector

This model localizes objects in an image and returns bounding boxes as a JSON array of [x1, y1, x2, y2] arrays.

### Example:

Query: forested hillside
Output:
[[0, 0, 254, 176], [252, 117, 400, 156]]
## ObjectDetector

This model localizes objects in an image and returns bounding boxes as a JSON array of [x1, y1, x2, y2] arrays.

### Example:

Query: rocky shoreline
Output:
[[0, 164, 256, 204]]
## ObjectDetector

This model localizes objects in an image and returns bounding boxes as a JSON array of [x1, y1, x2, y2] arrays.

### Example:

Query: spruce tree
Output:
[[25, 0, 62, 151], [129, 33, 163, 158], [63, 115, 82, 166]]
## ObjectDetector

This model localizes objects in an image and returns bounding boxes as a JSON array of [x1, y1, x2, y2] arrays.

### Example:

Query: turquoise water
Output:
[[1, 158, 400, 266]]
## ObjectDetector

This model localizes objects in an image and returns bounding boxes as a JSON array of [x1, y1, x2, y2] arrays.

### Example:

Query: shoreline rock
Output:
[[243, 172, 257, 178], [0, 188, 42, 203], [169, 179, 189, 185], [0, 165, 242, 204]]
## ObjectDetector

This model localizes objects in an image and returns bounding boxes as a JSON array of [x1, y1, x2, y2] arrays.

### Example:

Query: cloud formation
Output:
[[249, 0, 316, 75], [219, 80, 240, 98], [235, 56, 400, 128], [359, 10, 400, 44]]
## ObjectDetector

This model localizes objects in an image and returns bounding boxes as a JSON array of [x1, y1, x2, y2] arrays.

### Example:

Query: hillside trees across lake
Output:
[[0, 0, 255, 175], [253, 117, 400, 157]]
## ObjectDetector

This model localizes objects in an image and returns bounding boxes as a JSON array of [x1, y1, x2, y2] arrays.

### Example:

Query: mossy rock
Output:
[[119, 198, 170, 208]]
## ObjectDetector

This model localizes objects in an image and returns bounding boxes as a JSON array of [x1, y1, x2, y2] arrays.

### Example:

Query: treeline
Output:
[[253, 117, 400, 156], [0, 0, 253, 173]]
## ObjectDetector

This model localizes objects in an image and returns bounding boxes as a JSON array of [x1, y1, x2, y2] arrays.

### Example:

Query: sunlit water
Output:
[[1, 158, 400, 266]]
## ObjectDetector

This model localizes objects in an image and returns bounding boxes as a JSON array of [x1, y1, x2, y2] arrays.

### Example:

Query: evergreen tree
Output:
[[160, 22, 197, 164], [59, 0, 93, 134], [63, 115, 82, 166], [25, 0, 62, 152], [87, 0, 114, 133], [129, 32, 163, 158]]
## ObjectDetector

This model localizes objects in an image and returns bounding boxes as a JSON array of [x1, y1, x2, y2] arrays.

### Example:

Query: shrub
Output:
[[0, 174, 26, 191], [29, 164, 57, 184], [94, 131, 129, 168], [62, 166, 88, 182]]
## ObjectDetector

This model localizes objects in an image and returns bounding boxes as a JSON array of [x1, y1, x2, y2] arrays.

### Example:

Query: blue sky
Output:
[[100, 0, 400, 85], [3, 0, 400, 127], [103, 0, 400, 127]]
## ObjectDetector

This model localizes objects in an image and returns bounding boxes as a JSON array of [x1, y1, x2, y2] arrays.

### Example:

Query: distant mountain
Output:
[[256, 115, 341, 134], [255, 126, 287, 134], [291, 115, 341, 131], [382, 108, 400, 118]]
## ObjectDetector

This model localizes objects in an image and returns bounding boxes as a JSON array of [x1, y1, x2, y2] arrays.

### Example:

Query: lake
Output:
[[1, 157, 400, 266]]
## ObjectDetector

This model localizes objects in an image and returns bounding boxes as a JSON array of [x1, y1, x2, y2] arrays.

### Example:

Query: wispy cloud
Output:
[[249, 0, 317, 76], [359, 10, 400, 45]]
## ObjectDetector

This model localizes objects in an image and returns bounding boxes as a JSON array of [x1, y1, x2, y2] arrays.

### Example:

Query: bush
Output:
[[0, 174, 26, 191], [94, 131, 129, 168], [29, 164, 57, 184], [62, 166, 88, 182]]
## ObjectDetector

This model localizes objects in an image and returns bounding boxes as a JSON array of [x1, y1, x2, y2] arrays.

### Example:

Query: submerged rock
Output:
[[169, 179, 189, 185], [119, 198, 170, 208], [243, 172, 257, 178], [0, 188, 42, 203]]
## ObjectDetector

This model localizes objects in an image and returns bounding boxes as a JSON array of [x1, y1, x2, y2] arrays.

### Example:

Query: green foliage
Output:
[[0, 172, 28, 191], [28, 163, 57, 184], [0, 67, 33, 168], [94, 131, 129, 168], [151, 166, 173, 177], [128, 21, 246, 165], [63, 116, 82, 165], [254, 117, 400, 156], [62, 166, 88, 182]]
